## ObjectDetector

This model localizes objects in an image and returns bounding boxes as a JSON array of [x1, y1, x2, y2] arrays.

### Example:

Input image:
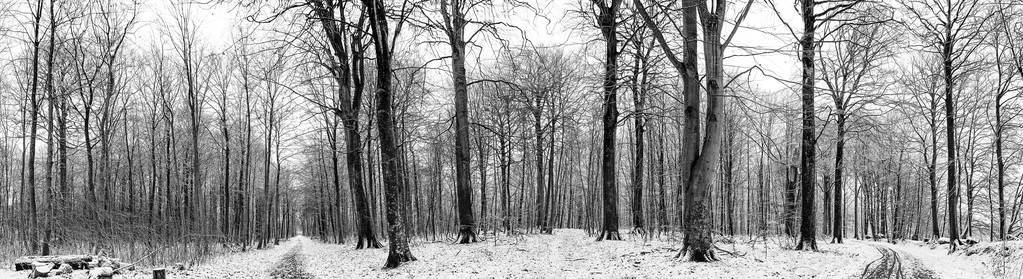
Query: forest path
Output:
[[860, 243, 938, 279], [270, 237, 315, 279]]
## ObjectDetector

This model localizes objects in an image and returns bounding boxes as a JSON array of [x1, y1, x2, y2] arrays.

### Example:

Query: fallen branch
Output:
[[714, 245, 746, 257]]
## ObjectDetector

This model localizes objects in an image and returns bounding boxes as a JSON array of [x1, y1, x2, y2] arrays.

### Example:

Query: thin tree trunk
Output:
[[833, 115, 845, 243]]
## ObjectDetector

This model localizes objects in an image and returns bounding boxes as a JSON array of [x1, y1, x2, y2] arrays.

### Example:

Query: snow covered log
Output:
[[89, 266, 114, 279], [13, 255, 93, 271]]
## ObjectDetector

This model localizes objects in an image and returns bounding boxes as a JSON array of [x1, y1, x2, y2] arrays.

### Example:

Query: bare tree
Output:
[[361, 0, 416, 268], [591, 0, 623, 242], [817, 5, 898, 243], [900, 0, 990, 251], [634, 0, 753, 260], [766, 0, 874, 251], [307, 0, 384, 249]]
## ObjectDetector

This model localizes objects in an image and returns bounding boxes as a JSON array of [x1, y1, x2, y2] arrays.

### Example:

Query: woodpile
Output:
[[14, 255, 133, 278], [14, 255, 92, 271]]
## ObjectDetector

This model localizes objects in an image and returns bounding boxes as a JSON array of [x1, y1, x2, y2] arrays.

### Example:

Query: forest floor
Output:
[[2, 229, 1020, 278]]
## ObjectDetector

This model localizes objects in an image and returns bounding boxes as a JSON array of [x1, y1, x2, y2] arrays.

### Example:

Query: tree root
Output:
[[596, 230, 622, 241]]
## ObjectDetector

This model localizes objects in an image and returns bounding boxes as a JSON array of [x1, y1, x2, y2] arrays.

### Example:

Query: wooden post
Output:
[[152, 268, 166, 279]]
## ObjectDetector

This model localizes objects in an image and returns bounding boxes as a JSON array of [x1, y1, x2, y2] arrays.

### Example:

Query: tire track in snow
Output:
[[861, 243, 938, 279], [861, 246, 901, 279]]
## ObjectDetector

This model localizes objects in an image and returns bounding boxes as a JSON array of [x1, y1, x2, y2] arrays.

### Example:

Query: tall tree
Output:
[[308, 0, 383, 249], [433, 0, 479, 243], [635, 0, 753, 261], [767, 0, 872, 251], [991, 0, 1021, 241], [593, 0, 623, 242], [362, 0, 416, 268], [24, 0, 45, 253], [634, 0, 701, 236], [817, 5, 896, 243], [901, 0, 989, 251]]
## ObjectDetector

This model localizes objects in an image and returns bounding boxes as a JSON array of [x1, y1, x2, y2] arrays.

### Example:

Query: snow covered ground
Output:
[[300, 229, 874, 278], [3, 231, 1021, 278], [894, 239, 1023, 278]]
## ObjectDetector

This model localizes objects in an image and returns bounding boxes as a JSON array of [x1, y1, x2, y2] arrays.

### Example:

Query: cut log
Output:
[[52, 264, 73, 276], [14, 255, 93, 271], [31, 263, 54, 278]]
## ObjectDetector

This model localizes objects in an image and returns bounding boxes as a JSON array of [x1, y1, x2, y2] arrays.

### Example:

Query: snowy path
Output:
[[269, 241, 314, 279], [887, 240, 1013, 278], [167, 237, 303, 278], [860, 244, 939, 279]]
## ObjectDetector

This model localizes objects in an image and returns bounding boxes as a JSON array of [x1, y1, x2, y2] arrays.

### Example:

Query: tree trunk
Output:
[[678, 0, 702, 231], [363, 0, 416, 268], [42, 0, 56, 255], [477, 136, 489, 234], [444, 0, 478, 243], [631, 53, 646, 234], [326, 116, 344, 243], [221, 96, 231, 239], [942, 39, 961, 250], [796, 0, 818, 251], [595, 0, 622, 241], [833, 114, 845, 243], [500, 127, 511, 232], [259, 97, 274, 249], [785, 166, 798, 237], [929, 110, 940, 239], [995, 95, 1006, 240], [531, 108, 546, 232], [25, 0, 44, 253], [656, 128, 669, 231], [680, 23, 725, 263]]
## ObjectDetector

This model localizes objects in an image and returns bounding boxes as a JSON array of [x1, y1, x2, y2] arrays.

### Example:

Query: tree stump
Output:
[[152, 268, 166, 279]]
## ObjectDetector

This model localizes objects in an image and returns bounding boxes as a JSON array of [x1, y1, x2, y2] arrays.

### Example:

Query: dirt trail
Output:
[[270, 240, 314, 279], [861, 244, 938, 279]]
